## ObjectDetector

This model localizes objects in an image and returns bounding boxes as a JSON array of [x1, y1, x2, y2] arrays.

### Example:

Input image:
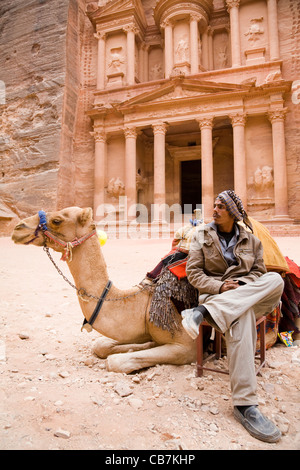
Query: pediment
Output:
[[119, 78, 251, 109], [88, 0, 146, 26]]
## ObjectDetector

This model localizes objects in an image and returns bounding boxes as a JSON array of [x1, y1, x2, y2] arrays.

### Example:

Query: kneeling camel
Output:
[[11, 206, 196, 374]]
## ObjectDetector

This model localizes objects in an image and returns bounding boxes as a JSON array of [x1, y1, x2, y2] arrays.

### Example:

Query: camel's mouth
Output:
[[12, 232, 36, 244], [11, 223, 43, 245]]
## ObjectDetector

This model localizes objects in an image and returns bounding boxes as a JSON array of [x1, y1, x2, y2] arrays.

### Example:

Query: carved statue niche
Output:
[[136, 169, 147, 191], [244, 17, 264, 43], [175, 37, 189, 63], [108, 47, 125, 73], [106, 177, 125, 199], [248, 165, 274, 201]]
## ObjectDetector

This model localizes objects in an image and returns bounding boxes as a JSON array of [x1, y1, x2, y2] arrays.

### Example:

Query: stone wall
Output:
[[56, 0, 97, 210], [0, 0, 70, 234], [279, 0, 300, 223]]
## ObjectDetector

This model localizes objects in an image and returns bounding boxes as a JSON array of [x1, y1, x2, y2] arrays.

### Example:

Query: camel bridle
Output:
[[28, 210, 97, 262]]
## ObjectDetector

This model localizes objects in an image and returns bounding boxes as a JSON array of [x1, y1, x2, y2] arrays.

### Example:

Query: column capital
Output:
[[226, 0, 240, 11], [190, 13, 202, 23], [197, 116, 214, 129], [206, 26, 213, 36], [161, 19, 174, 29], [152, 122, 168, 135], [230, 112, 247, 126], [124, 126, 137, 139], [123, 24, 138, 35], [94, 31, 106, 40], [267, 108, 288, 123], [90, 129, 106, 142]]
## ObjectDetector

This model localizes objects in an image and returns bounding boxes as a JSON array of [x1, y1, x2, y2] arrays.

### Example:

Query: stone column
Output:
[[124, 126, 137, 214], [94, 31, 106, 89], [267, 0, 280, 60], [91, 129, 106, 217], [162, 20, 173, 78], [230, 113, 247, 209], [190, 14, 200, 74], [268, 109, 289, 218], [152, 122, 167, 218], [198, 117, 214, 220], [208, 27, 214, 70], [201, 28, 209, 70], [138, 43, 144, 82], [143, 44, 149, 82], [226, 0, 241, 67], [124, 25, 136, 86]]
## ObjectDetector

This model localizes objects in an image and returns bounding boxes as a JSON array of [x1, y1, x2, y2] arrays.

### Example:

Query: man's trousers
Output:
[[198, 272, 284, 406]]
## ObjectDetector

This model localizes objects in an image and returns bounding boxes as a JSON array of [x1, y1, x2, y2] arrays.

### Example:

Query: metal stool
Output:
[[196, 316, 266, 377]]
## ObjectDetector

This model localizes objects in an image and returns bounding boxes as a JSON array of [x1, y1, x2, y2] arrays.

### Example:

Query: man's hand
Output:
[[220, 280, 239, 293]]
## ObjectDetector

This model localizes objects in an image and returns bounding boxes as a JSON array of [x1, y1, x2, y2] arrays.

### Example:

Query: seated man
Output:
[[182, 189, 284, 443]]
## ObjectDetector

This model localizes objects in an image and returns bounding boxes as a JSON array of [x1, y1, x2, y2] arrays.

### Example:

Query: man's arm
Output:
[[234, 238, 267, 284], [186, 233, 224, 295]]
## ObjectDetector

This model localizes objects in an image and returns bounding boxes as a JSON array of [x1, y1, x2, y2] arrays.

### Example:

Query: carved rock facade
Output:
[[1, 0, 300, 233]]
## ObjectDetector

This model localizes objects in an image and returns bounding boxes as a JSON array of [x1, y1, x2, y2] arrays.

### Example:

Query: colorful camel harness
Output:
[[31, 210, 113, 332]]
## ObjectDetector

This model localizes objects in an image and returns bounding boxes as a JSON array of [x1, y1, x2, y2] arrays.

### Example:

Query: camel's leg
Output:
[[106, 342, 196, 374], [92, 336, 156, 359]]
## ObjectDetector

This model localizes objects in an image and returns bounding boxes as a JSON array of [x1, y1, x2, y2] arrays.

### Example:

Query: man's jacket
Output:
[[186, 222, 267, 297]]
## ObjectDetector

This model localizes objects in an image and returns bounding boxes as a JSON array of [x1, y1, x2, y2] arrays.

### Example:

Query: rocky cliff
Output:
[[0, 0, 71, 234]]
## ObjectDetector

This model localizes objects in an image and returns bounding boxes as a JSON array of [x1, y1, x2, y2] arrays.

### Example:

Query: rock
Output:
[[263, 382, 275, 394], [18, 333, 29, 340], [54, 429, 71, 439], [274, 414, 290, 435], [0, 0, 70, 234], [58, 371, 69, 378], [114, 382, 133, 397], [45, 354, 56, 361], [128, 397, 144, 409], [209, 423, 219, 433]]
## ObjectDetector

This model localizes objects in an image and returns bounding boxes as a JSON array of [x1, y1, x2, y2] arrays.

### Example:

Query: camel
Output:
[[11, 206, 196, 374]]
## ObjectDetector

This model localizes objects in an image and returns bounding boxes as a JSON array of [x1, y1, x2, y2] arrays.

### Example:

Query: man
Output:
[[182, 190, 284, 443]]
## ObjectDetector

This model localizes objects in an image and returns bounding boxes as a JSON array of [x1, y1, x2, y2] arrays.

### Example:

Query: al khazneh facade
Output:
[[72, 0, 299, 227]]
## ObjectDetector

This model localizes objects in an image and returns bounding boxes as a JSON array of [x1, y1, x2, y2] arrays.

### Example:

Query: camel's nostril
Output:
[[15, 223, 27, 230]]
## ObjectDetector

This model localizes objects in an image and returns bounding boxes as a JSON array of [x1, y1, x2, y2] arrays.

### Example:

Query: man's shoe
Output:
[[234, 406, 281, 443], [181, 308, 204, 340]]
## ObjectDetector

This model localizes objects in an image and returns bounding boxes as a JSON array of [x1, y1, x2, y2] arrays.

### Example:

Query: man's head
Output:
[[213, 198, 235, 231], [213, 190, 253, 232]]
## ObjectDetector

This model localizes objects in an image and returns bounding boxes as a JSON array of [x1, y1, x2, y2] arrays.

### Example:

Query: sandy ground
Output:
[[0, 234, 299, 451]]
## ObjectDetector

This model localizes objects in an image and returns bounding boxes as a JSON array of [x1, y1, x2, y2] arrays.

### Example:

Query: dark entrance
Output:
[[180, 159, 202, 213]]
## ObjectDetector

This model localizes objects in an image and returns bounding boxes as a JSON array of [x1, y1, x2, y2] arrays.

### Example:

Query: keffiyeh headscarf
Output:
[[217, 190, 253, 232]]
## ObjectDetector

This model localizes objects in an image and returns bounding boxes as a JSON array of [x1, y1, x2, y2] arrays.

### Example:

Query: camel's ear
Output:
[[78, 207, 93, 226]]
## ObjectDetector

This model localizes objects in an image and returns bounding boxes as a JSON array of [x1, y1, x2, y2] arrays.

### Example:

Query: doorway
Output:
[[180, 159, 201, 213]]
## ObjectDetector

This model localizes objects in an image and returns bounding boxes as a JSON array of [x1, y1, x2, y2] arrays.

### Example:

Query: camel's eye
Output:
[[51, 219, 63, 226]]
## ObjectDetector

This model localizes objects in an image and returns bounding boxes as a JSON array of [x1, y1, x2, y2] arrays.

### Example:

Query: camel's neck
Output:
[[59, 232, 150, 343], [66, 235, 110, 310]]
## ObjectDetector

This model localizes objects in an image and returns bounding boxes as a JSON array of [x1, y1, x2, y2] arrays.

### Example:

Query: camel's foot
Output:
[[105, 343, 195, 374], [92, 336, 156, 359]]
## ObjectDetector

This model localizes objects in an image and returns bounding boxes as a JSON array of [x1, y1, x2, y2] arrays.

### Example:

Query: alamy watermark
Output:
[[95, 197, 204, 240]]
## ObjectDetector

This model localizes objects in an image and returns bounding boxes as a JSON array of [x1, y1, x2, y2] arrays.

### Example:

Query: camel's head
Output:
[[11, 207, 96, 253]]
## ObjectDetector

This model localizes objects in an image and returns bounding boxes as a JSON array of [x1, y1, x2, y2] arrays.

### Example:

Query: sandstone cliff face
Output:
[[0, 0, 70, 234], [279, 0, 300, 222]]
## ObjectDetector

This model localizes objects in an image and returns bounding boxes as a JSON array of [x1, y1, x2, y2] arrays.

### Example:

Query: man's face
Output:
[[213, 198, 234, 227]]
